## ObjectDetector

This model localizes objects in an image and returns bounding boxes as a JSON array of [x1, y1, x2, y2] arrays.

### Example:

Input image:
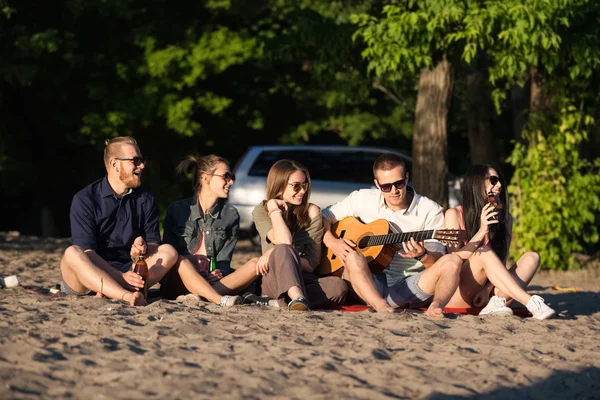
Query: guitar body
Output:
[[316, 217, 398, 276]]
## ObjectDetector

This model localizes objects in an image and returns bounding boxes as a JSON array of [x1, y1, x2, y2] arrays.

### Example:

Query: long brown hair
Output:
[[176, 154, 229, 194], [461, 164, 509, 262], [264, 159, 312, 232]]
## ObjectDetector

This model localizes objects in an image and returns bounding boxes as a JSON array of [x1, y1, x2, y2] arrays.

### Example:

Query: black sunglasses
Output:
[[208, 172, 236, 182], [378, 179, 407, 193], [116, 156, 146, 167], [288, 182, 309, 193], [487, 176, 500, 186]]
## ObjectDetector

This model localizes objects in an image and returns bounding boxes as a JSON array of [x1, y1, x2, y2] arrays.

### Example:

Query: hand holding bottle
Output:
[[191, 254, 210, 275], [477, 203, 500, 237], [130, 236, 147, 260], [486, 191, 505, 222], [132, 254, 149, 299]]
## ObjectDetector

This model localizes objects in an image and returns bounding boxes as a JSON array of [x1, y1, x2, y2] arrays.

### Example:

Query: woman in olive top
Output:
[[161, 155, 260, 307], [252, 159, 348, 311]]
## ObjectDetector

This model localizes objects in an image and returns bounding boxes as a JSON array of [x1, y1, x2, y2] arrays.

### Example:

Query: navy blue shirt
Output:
[[70, 176, 161, 265]]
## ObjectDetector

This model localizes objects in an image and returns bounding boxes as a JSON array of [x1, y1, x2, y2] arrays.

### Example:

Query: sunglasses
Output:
[[208, 172, 236, 182], [378, 179, 407, 192], [116, 156, 146, 167], [487, 176, 500, 186], [288, 182, 309, 193]]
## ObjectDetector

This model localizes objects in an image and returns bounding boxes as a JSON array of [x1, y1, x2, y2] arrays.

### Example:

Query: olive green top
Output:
[[252, 201, 324, 271]]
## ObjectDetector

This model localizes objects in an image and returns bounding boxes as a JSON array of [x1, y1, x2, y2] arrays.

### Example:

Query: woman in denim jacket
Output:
[[161, 155, 259, 307]]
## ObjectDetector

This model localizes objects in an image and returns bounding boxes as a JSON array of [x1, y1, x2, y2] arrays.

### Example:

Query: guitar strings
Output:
[[367, 230, 435, 246]]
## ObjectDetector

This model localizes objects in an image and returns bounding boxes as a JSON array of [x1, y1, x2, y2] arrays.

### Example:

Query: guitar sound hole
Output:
[[358, 237, 370, 249]]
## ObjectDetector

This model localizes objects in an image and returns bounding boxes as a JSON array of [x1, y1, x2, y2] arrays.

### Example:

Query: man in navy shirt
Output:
[[60, 136, 178, 305]]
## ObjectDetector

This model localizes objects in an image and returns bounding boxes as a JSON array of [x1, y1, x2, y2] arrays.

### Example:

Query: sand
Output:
[[1, 231, 599, 399]]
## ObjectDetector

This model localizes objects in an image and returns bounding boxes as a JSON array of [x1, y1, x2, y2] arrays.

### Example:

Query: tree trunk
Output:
[[412, 59, 453, 208], [466, 69, 499, 166], [510, 83, 530, 141], [529, 67, 549, 114]]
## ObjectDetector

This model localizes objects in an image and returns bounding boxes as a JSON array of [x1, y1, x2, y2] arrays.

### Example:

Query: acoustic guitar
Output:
[[316, 217, 466, 276]]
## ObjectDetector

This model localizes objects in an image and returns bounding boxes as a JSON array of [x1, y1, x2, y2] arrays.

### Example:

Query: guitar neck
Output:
[[366, 230, 435, 247]]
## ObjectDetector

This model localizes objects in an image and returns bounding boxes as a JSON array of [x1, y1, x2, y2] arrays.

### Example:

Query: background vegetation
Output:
[[2, 0, 599, 269]]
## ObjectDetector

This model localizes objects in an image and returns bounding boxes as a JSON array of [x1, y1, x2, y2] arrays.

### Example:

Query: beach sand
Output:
[[1, 232, 599, 399]]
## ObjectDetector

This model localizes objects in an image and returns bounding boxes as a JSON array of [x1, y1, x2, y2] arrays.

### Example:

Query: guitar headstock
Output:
[[433, 229, 467, 243]]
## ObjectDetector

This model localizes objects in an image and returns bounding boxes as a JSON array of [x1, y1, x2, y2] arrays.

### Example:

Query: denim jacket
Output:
[[162, 196, 239, 276]]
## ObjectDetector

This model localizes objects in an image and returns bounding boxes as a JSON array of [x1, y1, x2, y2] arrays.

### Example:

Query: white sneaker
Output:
[[479, 296, 514, 317], [526, 295, 556, 320], [219, 295, 242, 307]]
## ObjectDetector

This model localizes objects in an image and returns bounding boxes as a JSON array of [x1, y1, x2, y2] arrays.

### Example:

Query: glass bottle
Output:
[[487, 191, 505, 222], [133, 254, 149, 299], [209, 256, 217, 272]]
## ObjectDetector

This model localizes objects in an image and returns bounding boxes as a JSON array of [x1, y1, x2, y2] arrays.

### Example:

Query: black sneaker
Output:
[[288, 296, 311, 311], [242, 292, 274, 306]]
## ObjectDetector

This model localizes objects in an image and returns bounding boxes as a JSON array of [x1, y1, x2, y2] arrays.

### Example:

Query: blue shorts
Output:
[[108, 261, 134, 273], [60, 261, 132, 296], [374, 271, 433, 309]]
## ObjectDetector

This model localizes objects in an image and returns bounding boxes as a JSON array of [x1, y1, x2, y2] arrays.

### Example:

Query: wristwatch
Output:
[[414, 249, 428, 261]]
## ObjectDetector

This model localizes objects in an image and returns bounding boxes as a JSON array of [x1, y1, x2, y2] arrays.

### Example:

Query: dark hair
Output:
[[461, 164, 509, 262], [176, 154, 229, 194], [264, 159, 312, 232], [373, 153, 408, 177]]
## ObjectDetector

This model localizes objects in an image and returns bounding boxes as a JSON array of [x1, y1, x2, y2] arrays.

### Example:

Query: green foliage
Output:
[[508, 99, 600, 269], [351, 1, 465, 80], [351, 0, 600, 109], [351, 0, 600, 267], [1, 0, 417, 235], [482, 0, 600, 110]]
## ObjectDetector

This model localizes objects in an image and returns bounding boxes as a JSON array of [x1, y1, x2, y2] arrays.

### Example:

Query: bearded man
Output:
[[59, 136, 177, 305]]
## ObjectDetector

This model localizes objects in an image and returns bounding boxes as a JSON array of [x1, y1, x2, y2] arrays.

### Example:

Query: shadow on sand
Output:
[[428, 366, 600, 400], [527, 286, 600, 318]]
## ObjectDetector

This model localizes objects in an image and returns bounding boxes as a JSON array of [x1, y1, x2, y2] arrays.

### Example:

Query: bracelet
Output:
[[268, 209, 283, 217], [414, 249, 428, 261]]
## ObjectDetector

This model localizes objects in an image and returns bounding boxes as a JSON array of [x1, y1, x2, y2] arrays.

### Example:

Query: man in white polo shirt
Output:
[[322, 153, 462, 317]]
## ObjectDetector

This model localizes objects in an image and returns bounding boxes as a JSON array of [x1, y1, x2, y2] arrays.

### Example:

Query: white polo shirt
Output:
[[322, 187, 446, 286]]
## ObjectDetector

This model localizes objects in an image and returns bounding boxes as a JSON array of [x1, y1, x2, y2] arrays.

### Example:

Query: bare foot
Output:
[[95, 292, 105, 299], [424, 302, 444, 318], [373, 300, 396, 313], [122, 291, 148, 306]]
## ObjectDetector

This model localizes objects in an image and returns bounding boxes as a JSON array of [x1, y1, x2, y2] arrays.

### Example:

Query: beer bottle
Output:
[[209, 256, 217, 272], [487, 191, 505, 222], [133, 254, 150, 299]]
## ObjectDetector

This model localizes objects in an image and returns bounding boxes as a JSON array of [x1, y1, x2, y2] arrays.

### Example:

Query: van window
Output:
[[248, 150, 406, 184]]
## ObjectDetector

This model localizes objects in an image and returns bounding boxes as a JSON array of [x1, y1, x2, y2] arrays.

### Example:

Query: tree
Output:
[[466, 62, 500, 167], [0, 0, 416, 235], [412, 60, 453, 207], [352, 0, 600, 268], [508, 100, 600, 269], [352, 2, 467, 206]]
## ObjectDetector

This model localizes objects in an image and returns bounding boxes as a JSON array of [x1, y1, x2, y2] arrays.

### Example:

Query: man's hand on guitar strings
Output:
[[398, 237, 426, 259]]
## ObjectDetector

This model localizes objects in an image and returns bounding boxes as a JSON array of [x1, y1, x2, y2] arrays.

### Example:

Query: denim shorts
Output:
[[374, 271, 433, 309], [60, 261, 132, 295]]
